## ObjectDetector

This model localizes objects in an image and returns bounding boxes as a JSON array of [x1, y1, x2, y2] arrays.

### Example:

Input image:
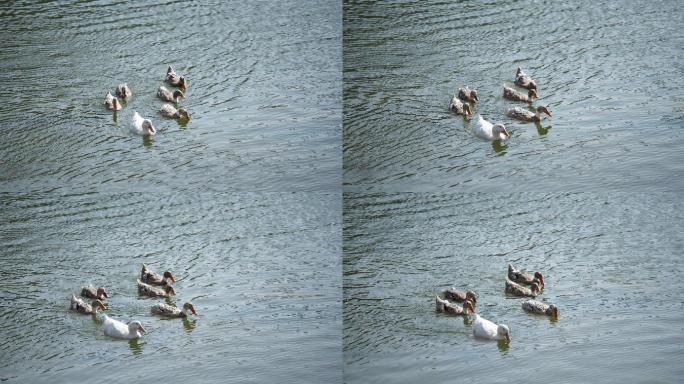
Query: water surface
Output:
[[343, 0, 684, 191], [343, 193, 684, 383], [0, 192, 341, 383]]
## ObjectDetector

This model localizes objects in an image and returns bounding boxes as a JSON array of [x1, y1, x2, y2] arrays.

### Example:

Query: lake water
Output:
[[0, 192, 341, 383], [343, 193, 684, 383], [0, 0, 340, 192], [343, 0, 684, 191]]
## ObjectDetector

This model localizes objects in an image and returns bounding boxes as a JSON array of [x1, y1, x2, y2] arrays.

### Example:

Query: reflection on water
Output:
[[183, 318, 198, 332], [343, 193, 683, 384], [128, 338, 144, 356], [496, 339, 510, 353]]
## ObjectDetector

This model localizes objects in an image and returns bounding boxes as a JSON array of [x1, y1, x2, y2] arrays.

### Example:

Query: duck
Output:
[[70, 294, 106, 315], [449, 94, 472, 116], [503, 84, 538, 102], [522, 299, 558, 318], [442, 288, 477, 304], [457, 86, 478, 103], [506, 106, 552, 122], [102, 314, 146, 339], [508, 264, 545, 286], [515, 67, 538, 90], [505, 278, 540, 297], [104, 92, 121, 111], [435, 297, 475, 316], [151, 302, 197, 318], [157, 86, 185, 103], [165, 65, 188, 90], [159, 104, 191, 120], [137, 279, 176, 298], [130, 111, 157, 136], [472, 314, 511, 342], [81, 285, 108, 300], [140, 264, 176, 285], [473, 115, 509, 141], [116, 83, 132, 99]]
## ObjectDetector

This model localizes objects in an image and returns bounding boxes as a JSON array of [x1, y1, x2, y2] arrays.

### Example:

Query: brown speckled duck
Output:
[[81, 285, 108, 300], [151, 302, 197, 318], [435, 297, 475, 315], [515, 67, 538, 90], [137, 280, 176, 298], [166, 66, 188, 90], [457, 87, 478, 103], [140, 264, 176, 285], [449, 94, 472, 116], [508, 264, 545, 286], [503, 85, 538, 102], [522, 299, 558, 318], [442, 288, 477, 304], [157, 86, 184, 103], [506, 106, 552, 122], [116, 83, 132, 99], [70, 294, 106, 315], [505, 278, 540, 297], [104, 92, 121, 111], [160, 104, 191, 120]]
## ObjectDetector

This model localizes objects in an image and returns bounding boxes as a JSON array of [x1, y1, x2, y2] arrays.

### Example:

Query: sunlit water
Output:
[[0, 192, 341, 383], [0, 0, 340, 192], [343, 193, 684, 383], [343, 0, 684, 191]]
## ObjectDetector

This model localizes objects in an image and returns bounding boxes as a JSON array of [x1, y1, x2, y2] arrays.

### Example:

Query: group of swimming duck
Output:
[[104, 66, 191, 136], [449, 67, 553, 141], [69, 264, 197, 340], [434, 263, 558, 343]]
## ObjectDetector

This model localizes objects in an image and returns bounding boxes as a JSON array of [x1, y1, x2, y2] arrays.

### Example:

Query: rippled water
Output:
[[0, 192, 341, 383], [343, 193, 684, 383], [343, 0, 684, 191], [0, 0, 340, 192]]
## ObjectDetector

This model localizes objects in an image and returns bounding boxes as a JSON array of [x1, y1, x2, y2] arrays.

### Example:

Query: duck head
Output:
[[536, 106, 552, 118], [178, 107, 191, 120], [465, 290, 477, 304], [163, 271, 176, 283], [179, 77, 188, 90], [470, 89, 478, 102], [92, 299, 107, 311], [97, 287, 108, 299], [164, 285, 176, 296], [173, 90, 185, 102], [498, 324, 511, 342], [463, 300, 475, 314], [534, 271, 545, 286], [183, 302, 198, 315], [463, 103, 473, 116], [547, 304, 558, 318], [128, 321, 147, 334], [142, 120, 156, 135], [530, 282, 540, 294], [528, 89, 539, 100], [492, 123, 510, 139]]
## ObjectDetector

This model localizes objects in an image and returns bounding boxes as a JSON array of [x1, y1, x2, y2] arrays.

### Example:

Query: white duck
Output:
[[102, 314, 146, 339], [131, 111, 157, 136], [472, 314, 511, 342], [473, 115, 509, 141]]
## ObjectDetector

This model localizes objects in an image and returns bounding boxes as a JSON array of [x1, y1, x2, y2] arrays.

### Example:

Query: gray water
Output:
[[343, 193, 684, 383], [343, 0, 684, 191], [0, 192, 341, 383], [0, 0, 340, 192]]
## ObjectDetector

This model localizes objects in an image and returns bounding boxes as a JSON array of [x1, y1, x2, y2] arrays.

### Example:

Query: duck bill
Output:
[[505, 334, 511, 342]]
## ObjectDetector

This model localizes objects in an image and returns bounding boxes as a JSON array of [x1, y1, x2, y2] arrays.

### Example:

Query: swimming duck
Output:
[[70, 294, 106, 315], [506, 106, 552, 122], [157, 86, 185, 103], [137, 280, 176, 298], [140, 264, 176, 285], [116, 83, 132, 99], [131, 111, 157, 136], [166, 66, 188, 90], [102, 314, 146, 339], [449, 95, 472, 116], [151, 302, 197, 318], [508, 264, 545, 286], [159, 104, 191, 120], [458, 87, 478, 103], [515, 67, 538, 90], [473, 115, 509, 141], [104, 92, 121, 111], [81, 285, 108, 300], [435, 297, 475, 315], [503, 85, 538, 102], [472, 314, 511, 342], [505, 278, 540, 297], [522, 299, 558, 318], [442, 288, 477, 304]]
